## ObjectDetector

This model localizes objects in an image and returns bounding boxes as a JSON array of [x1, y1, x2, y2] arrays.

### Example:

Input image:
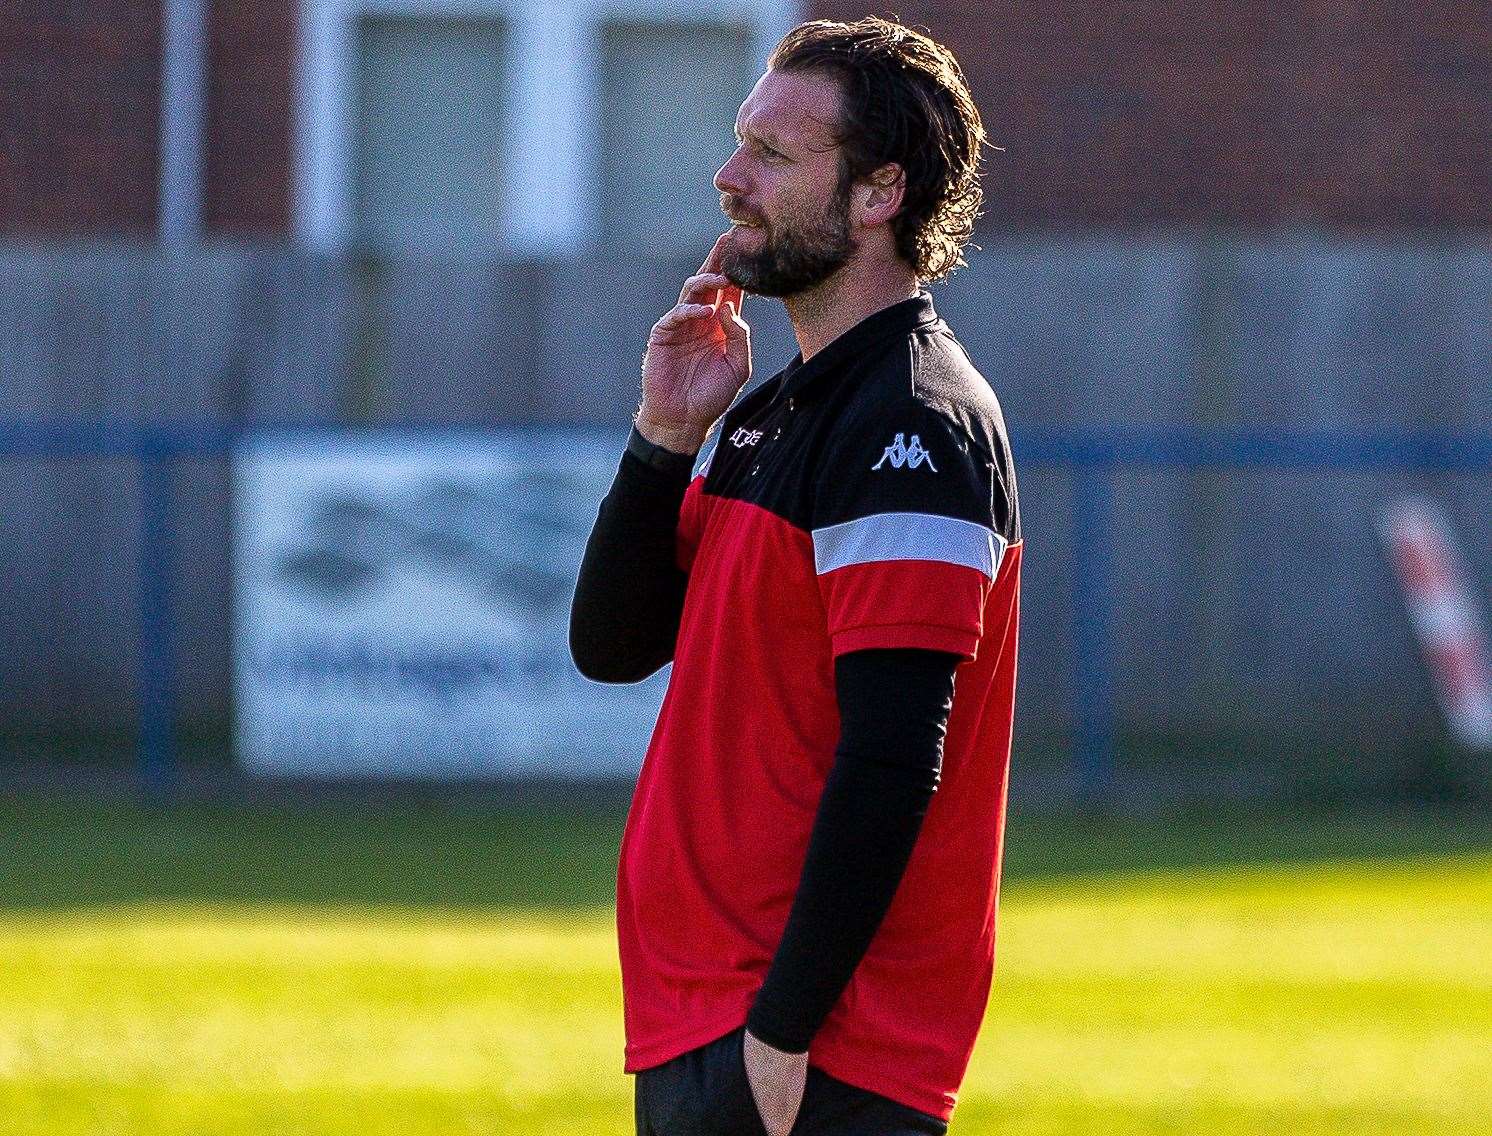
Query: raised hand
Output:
[[637, 232, 751, 454]]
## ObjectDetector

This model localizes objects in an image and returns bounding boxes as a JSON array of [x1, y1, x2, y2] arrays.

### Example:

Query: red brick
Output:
[[0, 4, 161, 234], [805, 1, 1492, 228], [202, 1, 294, 234]]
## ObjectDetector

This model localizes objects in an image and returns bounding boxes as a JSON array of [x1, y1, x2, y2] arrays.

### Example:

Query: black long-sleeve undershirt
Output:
[[745, 647, 958, 1053], [569, 431, 959, 1054], [569, 438, 693, 683]]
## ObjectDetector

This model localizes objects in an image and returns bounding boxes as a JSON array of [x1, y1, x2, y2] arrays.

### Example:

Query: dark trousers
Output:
[[634, 1026, 949, 1136]]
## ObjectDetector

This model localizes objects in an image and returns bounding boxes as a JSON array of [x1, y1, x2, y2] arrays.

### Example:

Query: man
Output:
[[571, 17, 1020, 1136]]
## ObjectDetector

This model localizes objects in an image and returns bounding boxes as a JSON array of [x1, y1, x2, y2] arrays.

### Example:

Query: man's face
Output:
[[714, 69, 856, 298]]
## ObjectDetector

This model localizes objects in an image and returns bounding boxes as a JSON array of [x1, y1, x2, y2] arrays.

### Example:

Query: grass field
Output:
[[1, 798, 1488, 1135]]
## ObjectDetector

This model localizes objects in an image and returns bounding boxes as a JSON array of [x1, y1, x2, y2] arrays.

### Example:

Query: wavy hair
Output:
[[768, 17, 988, 281]]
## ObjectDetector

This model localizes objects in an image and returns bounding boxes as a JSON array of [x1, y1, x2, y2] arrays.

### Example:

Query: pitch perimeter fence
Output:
[[2, 421, 1490, 801]]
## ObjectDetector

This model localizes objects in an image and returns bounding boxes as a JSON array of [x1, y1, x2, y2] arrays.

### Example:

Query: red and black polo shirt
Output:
[[616, 291, 1022, 1120]]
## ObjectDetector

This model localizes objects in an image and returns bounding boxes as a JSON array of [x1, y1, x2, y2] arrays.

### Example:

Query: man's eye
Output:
[[732, 133, 786, 162]]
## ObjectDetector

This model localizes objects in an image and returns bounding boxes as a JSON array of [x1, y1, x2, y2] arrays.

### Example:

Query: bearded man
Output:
[[571, 17, 1022, 1136]]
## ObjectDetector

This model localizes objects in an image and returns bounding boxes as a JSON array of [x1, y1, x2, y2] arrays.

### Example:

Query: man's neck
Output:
[[785, 259, 920, 362]]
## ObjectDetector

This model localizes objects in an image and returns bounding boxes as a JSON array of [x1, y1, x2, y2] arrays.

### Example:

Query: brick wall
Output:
[[0, 3, 294, 237], [807, 2, 1492, 228], [6, 4, 1488, 237], [0, 3, 162, 234], [203, 1, 294, 234]]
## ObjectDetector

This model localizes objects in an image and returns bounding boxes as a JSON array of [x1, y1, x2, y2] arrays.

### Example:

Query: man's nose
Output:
[[715, 149, 748, 197]]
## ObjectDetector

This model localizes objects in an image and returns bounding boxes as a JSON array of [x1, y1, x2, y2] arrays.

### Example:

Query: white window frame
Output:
[[294, 0, 800, 256]]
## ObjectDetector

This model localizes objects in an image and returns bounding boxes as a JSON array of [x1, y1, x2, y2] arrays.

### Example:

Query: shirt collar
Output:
[[775, 291, 940, 405]]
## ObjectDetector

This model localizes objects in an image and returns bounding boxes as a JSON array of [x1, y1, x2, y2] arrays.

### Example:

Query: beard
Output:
[[721, 182, 856, 298]]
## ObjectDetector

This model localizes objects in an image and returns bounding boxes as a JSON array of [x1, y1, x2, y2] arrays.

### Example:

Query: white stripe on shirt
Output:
[[811, 512, 1005, 579]]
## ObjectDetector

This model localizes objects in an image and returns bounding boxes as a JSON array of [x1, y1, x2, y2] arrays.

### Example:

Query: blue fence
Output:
[[3, 420, 1490, 800]]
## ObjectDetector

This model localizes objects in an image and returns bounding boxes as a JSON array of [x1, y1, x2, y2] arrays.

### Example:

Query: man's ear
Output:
[[855, 163, 906, 228]]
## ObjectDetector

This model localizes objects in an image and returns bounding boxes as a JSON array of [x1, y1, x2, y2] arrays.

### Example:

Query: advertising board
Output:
[[233, 430, 668, 777]]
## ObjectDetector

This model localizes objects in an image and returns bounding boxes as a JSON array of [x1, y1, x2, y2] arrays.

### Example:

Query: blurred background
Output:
[[1, 2, 1489, 1134]]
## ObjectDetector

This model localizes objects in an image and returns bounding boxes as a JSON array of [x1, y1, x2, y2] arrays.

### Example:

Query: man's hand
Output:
[[637, 232, 751, 455], [743, 1028, 808, 1136]]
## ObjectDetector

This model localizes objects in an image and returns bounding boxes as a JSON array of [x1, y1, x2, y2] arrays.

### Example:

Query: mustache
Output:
[[720, 194, 764, 226]]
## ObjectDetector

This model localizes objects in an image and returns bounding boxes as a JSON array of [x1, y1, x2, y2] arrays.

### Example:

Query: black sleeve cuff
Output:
[[745, 1003, 811, 1054], [626, 425, 698, 479]]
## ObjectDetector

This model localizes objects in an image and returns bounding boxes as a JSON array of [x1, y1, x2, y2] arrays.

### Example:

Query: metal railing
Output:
[[4, 420, 1490, 800], [1016, 428, 1492, 798]]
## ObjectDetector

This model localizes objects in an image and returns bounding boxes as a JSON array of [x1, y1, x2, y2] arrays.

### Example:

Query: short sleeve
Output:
[[811, 399, 1005, 660]]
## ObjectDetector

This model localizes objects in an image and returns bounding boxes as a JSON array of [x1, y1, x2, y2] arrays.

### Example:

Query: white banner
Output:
[[233, 429, 668, 777]]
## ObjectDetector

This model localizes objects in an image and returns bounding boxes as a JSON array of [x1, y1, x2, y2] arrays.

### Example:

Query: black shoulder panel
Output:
[[702, 321, 1019, 544]]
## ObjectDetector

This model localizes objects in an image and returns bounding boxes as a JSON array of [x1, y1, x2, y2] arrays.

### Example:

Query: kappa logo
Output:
[[730, 427, 764, 448], [872, 432, 938, 471]]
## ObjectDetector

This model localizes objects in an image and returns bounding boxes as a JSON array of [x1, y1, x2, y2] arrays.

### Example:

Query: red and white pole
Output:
[[1380, 496, 1492, 751]]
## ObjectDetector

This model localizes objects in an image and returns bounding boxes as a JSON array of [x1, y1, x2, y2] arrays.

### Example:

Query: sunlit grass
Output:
[[963, 852, 1492, 1135], [0, 802, 1487, 1134]]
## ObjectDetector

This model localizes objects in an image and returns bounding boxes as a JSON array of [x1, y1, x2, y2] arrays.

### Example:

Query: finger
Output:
[[651, 303, 715, 335], [678, 272, 730, 306], [716, 279, 744, 315], [700, 230, 732, 274], [717, 298, 749, 341], [720, 300, 751, 380], [660, 302, 714, 320]]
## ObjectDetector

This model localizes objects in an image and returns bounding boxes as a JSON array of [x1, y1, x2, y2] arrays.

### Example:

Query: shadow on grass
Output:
[[1, 796, 1488, 913]]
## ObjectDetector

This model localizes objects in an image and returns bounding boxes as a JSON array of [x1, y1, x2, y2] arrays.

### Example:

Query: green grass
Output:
[[0, 799, 1488, 1134]]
